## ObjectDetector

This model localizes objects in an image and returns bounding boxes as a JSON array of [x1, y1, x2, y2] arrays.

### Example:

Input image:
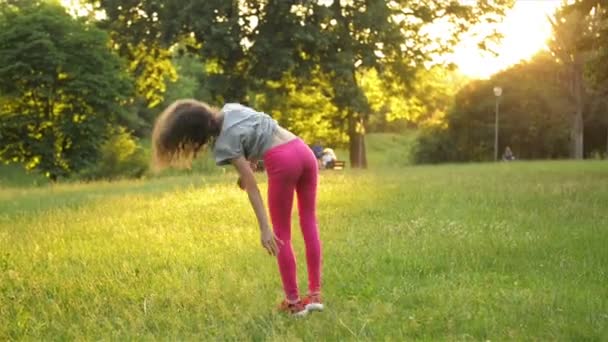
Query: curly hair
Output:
[[151, 99, 221, 171]]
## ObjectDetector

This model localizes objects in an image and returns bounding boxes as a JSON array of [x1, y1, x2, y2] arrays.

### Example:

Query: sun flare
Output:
[[450, 0, 563, 79]]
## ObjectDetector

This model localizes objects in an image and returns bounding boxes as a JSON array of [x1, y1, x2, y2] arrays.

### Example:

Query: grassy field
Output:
[[332, 132, 418, 169], [1, 160, 607, 340]]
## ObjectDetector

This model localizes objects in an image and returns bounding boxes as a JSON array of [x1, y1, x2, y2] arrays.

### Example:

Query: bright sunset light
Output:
[[450, 0, 563, 79], [3, 0, 607, 338]]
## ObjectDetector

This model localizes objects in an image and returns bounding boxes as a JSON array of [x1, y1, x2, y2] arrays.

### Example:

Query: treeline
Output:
[[1, 1, 605, 180], [415, 0, 608, 163], [0, 0, 511, 179]]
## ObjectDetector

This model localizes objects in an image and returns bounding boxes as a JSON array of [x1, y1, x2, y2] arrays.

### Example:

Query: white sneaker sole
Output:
[[292, 309, 309, 317], [305, 303, 324, 311]]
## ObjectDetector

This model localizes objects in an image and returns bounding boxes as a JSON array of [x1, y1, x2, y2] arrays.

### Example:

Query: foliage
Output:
[[569, 0, 608, 93], [414, 53, 573, 163], [0, 1, 133, 180], [363, 66, 468, 132], [409, 0, 608, 164], [547, 3, 597, 159], [545, 0, 608, 159], [0, 164, 49, 188], [126, 51, 215, 138], [163, 52, 212, 106], [252, 0, 514, 167], [412, 125, 456, 164], [114, 43, 177, 135], [79, 127, 148, 180], [95, 0, 177, 107], [574, 0, 608, 156], [90, 0, 515, 168], [589, 2, 608, 98], [253, 71, 345, 147]]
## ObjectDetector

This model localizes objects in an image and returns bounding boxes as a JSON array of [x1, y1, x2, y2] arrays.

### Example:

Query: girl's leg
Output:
[[266, 149, 300, 303], [295, 143, 322, 296]]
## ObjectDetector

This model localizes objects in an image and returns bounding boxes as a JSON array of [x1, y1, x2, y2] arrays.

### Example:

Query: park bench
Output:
[[328, 160, 346, 170]]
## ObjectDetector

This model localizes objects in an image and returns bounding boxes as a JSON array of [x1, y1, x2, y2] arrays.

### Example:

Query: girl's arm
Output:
[[231, 156, 280, 255], [237, 158, 258, 189]]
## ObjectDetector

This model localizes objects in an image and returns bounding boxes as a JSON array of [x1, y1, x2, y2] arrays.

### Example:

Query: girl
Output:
[[152, 100, 323, 317]]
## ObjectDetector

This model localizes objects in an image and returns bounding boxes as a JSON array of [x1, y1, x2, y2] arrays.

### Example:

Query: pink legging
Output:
[[263, 138, 322, 302]]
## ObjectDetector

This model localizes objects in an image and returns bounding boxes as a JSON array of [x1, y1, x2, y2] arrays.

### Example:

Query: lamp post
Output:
[[493, 86, 502, 161]]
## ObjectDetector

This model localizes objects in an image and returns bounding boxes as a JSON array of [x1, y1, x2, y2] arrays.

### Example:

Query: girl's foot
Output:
[[302, 294, 324, 312], [278, 300, 308, 317]]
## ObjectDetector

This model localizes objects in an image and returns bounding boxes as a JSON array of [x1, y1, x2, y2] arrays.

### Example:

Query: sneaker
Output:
[[278, 300, 308, 317], [302, 294, 324, 312]]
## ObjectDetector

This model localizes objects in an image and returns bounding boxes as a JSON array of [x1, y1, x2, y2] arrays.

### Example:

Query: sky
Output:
[[449, 0, 563, 79]]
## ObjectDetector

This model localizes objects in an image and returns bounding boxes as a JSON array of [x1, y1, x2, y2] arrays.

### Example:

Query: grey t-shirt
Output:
[[213, 103, 278, 166]]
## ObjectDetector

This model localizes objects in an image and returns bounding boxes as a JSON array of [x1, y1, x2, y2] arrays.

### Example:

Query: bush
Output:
[[80, 127, 148, 180], [589, 150, 607, 160], [0, 164, 49, 187], [412, 126, 453, 164]]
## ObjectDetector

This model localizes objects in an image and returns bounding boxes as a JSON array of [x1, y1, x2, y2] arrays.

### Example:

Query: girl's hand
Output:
[[260, 228, 282, 256], [236, 177, 245, 190], [249, 160, 258, 171]]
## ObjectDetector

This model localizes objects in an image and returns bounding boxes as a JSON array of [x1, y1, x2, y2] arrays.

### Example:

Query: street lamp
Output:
[[493, 86, 502, 161]]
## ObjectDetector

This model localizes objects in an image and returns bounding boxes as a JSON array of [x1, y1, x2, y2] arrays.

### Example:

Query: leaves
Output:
[[414, 52, 574, 163], [0, 2, 134, 179], [90, 0, 514, 167]]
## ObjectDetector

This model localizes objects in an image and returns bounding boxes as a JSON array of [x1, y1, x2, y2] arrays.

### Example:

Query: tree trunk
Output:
[[571, 58, 585, 159], [572, 110, 584, 159], [348, 114, 367, 168], [329, 0, 369, 169], [359, 127, 367, 168]]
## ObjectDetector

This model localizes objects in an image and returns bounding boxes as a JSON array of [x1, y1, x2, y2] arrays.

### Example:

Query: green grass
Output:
[[365, 131, 418, 167], [0, 165, 49, 188], [334, 132, 418, 168], [1, 161, 608, 340]]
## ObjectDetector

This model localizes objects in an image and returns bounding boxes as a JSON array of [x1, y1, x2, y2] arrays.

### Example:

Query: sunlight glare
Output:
[[449, 0, 563, 79]]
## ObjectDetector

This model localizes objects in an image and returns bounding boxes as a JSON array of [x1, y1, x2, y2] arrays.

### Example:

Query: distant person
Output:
[[503, 146, 515, 161], [310, 142, 324, 168], [310, 143, 324, 160], [321, 148, 337, 169], [152, 100, 323, 316]]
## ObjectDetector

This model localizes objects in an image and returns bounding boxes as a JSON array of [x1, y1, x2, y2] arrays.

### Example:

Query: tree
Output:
[[250, 1, 514, 168], [414, 52, 573, 163], [577, 0, 608, 155], [363, 66, 468, 132], [570, 0, 608, 91], [163, 52, 211, 105], [0, 1, 133, 179], [548, 0, 608, 158], [548, 6, 589, 159], [253, 71, 344, 146], [91, 0, 514, 167]]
